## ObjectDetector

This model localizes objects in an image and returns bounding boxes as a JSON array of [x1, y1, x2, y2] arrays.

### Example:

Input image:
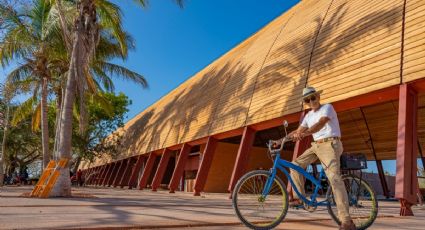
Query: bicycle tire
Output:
[[326, 174, 378, 230], [232, 170, 288, 230]]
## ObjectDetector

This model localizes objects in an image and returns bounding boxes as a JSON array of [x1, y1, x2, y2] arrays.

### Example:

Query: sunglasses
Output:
[[303, 95, 317, 103]]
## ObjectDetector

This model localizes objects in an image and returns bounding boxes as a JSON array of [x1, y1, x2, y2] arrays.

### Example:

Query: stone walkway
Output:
[[0, 186, 423, 229]]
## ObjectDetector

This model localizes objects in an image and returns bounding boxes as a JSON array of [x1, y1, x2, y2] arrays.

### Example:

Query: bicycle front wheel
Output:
[[232, 170, 288, 230], [327, 174, 378, 230]]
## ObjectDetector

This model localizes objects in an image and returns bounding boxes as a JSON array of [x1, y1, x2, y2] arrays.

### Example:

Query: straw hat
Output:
[[302, 86, 323, 99]]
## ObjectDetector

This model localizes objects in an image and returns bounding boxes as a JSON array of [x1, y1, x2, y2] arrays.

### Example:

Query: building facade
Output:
[[81, 0, 425, 216]]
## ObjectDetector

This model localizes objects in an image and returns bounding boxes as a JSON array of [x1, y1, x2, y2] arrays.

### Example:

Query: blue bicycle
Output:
[[232, 122, 378, 230]]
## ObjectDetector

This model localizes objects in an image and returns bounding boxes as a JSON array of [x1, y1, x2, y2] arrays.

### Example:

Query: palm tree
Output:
[[48, 0, 184, 196], [0, 0, 64, 169], [1, 1, 150, 191]]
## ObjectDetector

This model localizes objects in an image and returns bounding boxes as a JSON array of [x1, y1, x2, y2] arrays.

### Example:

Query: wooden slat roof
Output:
[[83, 0, 425, 168]]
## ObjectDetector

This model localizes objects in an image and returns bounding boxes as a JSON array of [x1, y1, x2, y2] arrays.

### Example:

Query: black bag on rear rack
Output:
[[340, 153, 367, 170]]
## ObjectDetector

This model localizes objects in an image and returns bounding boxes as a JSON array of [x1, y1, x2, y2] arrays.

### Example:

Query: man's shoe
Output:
[[339, 220, 356, 230], [289, 199, 303, 207]]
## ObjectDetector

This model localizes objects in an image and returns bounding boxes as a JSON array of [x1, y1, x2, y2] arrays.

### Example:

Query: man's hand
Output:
[[271, 139, 282, 148], [288, 131, 309, 142], [291, 132, 303, 141]]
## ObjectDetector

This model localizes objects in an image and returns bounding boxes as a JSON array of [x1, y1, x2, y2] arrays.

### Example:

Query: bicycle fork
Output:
[[260, 168, 278, 201]]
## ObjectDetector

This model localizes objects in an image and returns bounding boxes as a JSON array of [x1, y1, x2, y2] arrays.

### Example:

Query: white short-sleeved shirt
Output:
[[300, 104, 341, 141]]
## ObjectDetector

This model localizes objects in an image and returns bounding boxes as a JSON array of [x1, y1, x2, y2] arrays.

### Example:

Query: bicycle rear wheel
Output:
[[232, 170, 288, 230], [327, 174, 378, 230]]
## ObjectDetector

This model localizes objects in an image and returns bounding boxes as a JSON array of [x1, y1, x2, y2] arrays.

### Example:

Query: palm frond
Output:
[[84, 68, 99, 94], [11, 96, 38, 126], [95, 32, 135, 60], [96, 62, 148, 88], [6, 62, 34, 83], [130, 0, 183, 8], [96, 0, 127, 56], [0, 27, 34, 66], [31, 0, 52, 40], [32, 102, 42, 131], [132, 0, 147, 7], [90, 67, 114, 92]]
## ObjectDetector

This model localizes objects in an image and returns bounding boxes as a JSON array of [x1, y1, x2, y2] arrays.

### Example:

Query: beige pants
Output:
[[290, 139, 351, 223]]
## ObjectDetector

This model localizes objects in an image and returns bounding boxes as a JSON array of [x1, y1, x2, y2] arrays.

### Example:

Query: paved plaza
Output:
[[0, 186, 423, 229]]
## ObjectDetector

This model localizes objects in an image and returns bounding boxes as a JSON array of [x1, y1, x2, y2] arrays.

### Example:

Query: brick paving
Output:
[[0, 186, 423, 229]]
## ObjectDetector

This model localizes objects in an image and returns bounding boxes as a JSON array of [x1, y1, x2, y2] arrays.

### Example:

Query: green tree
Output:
[[0, 0, 69, 169], [2, 113, 43, 178], [0, 82, 15, 186], [72, 92, 130, 172], [1, 0, 148, 191]]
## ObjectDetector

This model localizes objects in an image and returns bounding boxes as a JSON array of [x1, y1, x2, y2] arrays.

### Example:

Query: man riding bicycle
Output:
[[276, 86, 355, 230]]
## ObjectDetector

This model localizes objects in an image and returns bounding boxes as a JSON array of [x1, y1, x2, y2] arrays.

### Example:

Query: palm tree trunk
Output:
[[53, 86, 64, 160], [0, 102, 10, 186], [41, 77, 50, 169], [50, 0, 96, 197], [49, 46, 78, 197]]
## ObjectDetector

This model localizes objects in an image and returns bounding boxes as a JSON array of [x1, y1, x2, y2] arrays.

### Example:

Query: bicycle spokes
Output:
[[233, 170, 288, 229], [327, 175, 378, 230]]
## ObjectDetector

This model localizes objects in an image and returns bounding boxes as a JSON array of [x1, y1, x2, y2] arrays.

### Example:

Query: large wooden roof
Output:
[[85, 0, 425, 167]]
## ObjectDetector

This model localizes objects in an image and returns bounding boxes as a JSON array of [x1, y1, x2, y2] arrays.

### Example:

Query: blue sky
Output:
[[109, 0, 300, 121]]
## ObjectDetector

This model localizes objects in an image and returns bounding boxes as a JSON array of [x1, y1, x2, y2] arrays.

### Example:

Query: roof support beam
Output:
[[228, 126, 256, 196], [194, 136, 218, 196], [376, 160, 390, 198], [169, 144, 192, 193], [113, 159, 127, 187], [395, 84, 418, 216], [120, 157, 135, 188], [139, 152, 157, 189], [86, 168, 94, 185], [101, 163, 113, 186], [107, 162, 120, 187], [89, 167, 100, 185], [360, 108, 390, 198], [128, 155, 145, 189], [151, 149, 173, 191], [96, 165, 109, 186]]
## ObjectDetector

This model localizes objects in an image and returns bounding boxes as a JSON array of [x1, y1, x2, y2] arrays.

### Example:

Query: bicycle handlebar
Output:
[[267, 136, 292, 154]]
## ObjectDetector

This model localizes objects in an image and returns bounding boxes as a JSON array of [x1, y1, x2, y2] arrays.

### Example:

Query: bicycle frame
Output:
[[262, 151, 328, 207]]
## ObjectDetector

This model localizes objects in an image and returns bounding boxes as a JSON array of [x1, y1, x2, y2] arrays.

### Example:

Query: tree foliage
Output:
[[73, 92, 130, 163]]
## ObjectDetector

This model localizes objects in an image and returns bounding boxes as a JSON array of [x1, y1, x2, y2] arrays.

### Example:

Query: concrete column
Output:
[[194, 137, 218, 196], [151, 149, 172, 191], [101, 164, 113, 186], [107, 162, 120, 187], [96, 165, 109, 186], [128, 155, 144, 189], [169, 144, 192, 193], [120, 157, 136, 188], [113, 159, 127, 187], [139, 152, 157, 189], [395, 84, 418, 216], [228, 126, 256, 195]]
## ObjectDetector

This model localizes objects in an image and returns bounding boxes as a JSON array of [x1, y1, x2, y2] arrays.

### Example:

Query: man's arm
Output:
[[288, 125, 308, 141], [273, 125, 308, 145], [301, 116, 330, 137]]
